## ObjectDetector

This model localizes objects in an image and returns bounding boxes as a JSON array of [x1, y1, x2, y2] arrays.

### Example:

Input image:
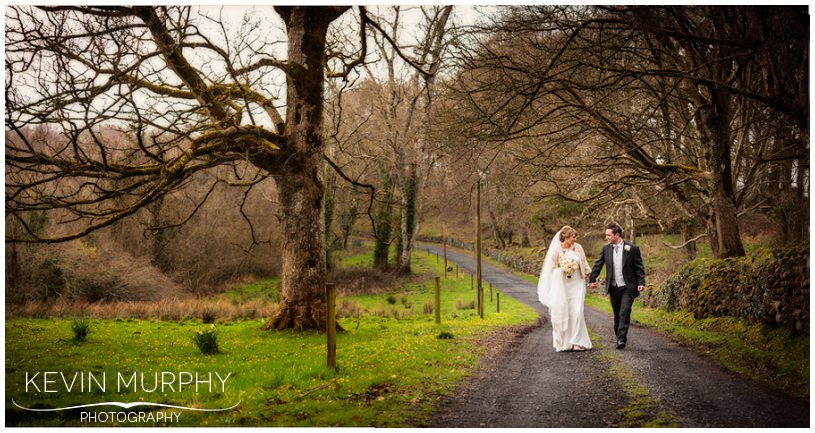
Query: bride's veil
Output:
[[537, 229, 563, 307]]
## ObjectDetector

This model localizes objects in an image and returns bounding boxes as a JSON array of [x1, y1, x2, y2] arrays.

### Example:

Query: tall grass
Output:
[[6, 298, 279, 322]]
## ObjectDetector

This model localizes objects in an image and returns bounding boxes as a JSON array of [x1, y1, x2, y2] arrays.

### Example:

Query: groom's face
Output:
[[604, 229, 621, 244]]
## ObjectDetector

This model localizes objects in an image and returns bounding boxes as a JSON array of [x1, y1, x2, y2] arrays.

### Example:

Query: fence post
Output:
[[326, 283, 337, 370], [434, 277, 441, 325], [476, 177, 483, 319], [443, 222, 448, 279], [497, 292, 500, 313], [490, 282, 493, 303]]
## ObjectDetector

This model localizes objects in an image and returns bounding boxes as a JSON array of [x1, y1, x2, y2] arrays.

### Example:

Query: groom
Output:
[[589, 223, 646, 349]]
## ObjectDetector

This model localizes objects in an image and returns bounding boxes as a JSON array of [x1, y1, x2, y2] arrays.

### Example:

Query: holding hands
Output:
[[587, 282, 644, 291]]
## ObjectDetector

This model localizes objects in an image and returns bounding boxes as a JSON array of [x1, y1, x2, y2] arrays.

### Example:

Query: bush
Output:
[[9, 239, 183, 304], [386, 295, 397, 305], [337, 300, 363, 319], [38, 259, 66, 301], [649, 243, 808, 334], [422, 300, 434, 315], [71, 319, 90, 342], [437, 331, 454, 339], [201, 309, 217, 324], [455, 299, 476, 310], [192, 325, 220, 355], [330, 267, 399, 297]]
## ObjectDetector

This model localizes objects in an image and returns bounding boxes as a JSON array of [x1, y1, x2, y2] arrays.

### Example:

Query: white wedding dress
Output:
[[537, 234, 593, 352]]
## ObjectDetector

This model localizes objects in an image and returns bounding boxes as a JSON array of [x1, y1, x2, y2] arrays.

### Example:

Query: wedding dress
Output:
[[537, 231, 593, 352]]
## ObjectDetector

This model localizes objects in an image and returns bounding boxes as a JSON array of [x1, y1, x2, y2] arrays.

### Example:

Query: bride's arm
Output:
[[550, 254, 559, 269], [548, 246, 562, 269], [576, 243, 590, 277]]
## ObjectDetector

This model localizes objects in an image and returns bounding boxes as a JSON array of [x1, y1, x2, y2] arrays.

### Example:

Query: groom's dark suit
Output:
[[589, 241, 646, 346]]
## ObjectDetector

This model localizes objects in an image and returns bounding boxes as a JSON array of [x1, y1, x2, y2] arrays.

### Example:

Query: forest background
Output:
[[5, 5, 808, 335]]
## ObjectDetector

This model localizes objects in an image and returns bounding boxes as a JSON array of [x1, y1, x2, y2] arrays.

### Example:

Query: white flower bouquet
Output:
[[560, 257, 578, 278]]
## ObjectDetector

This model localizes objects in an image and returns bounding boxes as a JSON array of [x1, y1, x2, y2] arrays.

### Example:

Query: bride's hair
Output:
[[559, 226, 577, 241]]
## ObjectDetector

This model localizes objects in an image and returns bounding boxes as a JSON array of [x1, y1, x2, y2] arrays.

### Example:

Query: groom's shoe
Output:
[[616, 339, 626, 349]]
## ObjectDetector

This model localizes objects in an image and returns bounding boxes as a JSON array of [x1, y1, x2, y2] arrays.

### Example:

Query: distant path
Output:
[[419, 242, 809, 428]]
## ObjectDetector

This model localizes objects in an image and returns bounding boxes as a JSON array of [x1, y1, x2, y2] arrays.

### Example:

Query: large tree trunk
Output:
[[488, 207, 506, 249], [262, 7, 348, 331], [707, 86, 745, 259], [397, 163, 418, 274], [263, 162, 328, 331], [681, 218, 698, 260], [373, 166, 394, 271], [324, 163, 337, 271]]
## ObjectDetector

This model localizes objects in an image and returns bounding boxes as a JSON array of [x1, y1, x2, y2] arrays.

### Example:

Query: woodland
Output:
[[5, 6, 809, 331]]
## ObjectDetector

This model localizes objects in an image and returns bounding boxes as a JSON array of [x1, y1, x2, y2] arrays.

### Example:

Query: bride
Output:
[[537, 226, 592, 352]]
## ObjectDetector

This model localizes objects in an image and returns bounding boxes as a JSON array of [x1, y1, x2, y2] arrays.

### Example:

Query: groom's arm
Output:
[[589, 247, 605, 284], [633, 245, 646, 289]]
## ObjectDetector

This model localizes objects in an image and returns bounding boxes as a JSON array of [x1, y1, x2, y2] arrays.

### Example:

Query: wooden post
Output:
[[470, 273, 473, 290], [434, 277, 441, 325], [476, 177, 483, 319], [497, 292, 500, 313], [326, 283, 337, 369], [490, 282, 494, 303], [455, 264, 459, 279], [443, 221, 448, 279]]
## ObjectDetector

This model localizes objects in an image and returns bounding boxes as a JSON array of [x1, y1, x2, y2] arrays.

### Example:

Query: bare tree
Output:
[[325, 6, 454, 273], [440, 5, 808, 258], [5, 6, 389, 330]]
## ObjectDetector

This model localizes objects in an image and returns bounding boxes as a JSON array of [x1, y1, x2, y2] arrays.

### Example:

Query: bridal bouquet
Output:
[[560, 257, 578, 278]]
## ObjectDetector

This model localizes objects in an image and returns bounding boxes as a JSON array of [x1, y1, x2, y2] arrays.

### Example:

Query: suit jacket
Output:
[[589, 241, 646, 297]]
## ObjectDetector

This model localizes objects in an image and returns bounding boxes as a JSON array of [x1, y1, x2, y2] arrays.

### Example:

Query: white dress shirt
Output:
[[612, 241, 626, 287]]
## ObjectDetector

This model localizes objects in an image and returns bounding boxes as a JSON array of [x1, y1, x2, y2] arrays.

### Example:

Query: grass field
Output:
[[5, 248, 538, 427]]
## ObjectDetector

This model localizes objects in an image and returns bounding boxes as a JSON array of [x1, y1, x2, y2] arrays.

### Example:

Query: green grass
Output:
[[332, 249, 375, 268], [5, 250, 538, 427], [221, 277, 281, 303]]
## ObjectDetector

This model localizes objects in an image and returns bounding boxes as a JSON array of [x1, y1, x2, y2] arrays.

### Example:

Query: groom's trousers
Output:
[[609, 284, 635, 342]]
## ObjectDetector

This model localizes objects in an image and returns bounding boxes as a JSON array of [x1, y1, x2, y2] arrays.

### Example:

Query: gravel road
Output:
[[420, 243, 810, 428]]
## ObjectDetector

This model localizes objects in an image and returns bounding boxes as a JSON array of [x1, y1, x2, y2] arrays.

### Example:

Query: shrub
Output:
[[330, 267, 398, 297], [455, 299, 476, 310], [38, 259, 66, 301], [71, 319, 90, 342], [14, 240, 183, 304], [193, 325, 220, 355], [386, 295, 397, 305], [337, 300, 363, 319], [437, 331, 454, 339], [422, 300, 434, 315], [201, 309, 217, 324]]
